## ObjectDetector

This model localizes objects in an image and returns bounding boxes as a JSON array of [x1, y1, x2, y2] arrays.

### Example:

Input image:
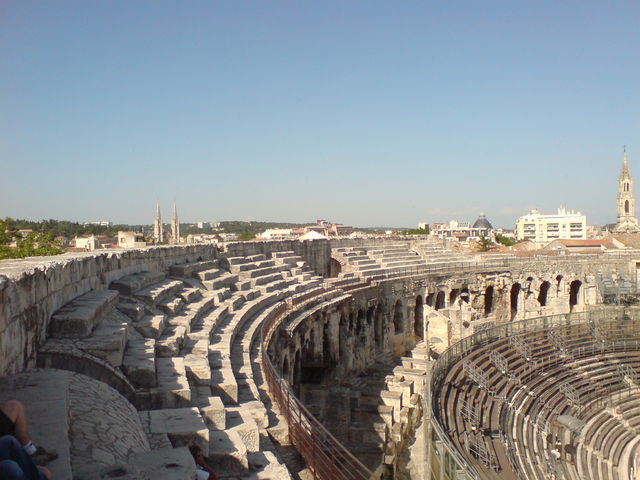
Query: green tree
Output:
[[494, 233, 516, 246], [400, 227, 430, 235], [478, 235, 494, 252], [237, 232, 256, 241]]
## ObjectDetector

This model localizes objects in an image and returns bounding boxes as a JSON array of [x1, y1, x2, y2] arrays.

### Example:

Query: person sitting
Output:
[[0, 400, 57, 465], [0, 435, 51, 480], [189, 445, 218, 480]]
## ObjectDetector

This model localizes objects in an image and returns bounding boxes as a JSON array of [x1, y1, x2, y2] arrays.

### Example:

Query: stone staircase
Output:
[[25, 250, 333, 479]]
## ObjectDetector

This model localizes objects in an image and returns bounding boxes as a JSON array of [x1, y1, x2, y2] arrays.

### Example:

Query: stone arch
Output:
[[426, 292, 435, 307], [339, 314, 348, 360], [435, 291, 446, 310], [393, 299, 404, 334], [329, 258, 342, 278], [414, 295, 424, 340], [460, 287, 470, 303], [449, 288, 460, 305], [484, 286, 494, 315], [323, 320, 333, 368], [293, 349, 301, 393], [374, 306, 384, 346], [510, 283, 521, 320], [282, 355, 290, 382], [355, 309, 365, 336], [569, 280, 582, 311], [538, 281, 551, 307]]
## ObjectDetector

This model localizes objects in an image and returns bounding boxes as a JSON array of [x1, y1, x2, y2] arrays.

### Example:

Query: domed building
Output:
[[472, 213, 494, 230]]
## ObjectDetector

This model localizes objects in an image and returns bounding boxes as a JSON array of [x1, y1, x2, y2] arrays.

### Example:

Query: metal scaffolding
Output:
[[490, 350, 509, 375], [461, 398, 480, 431], [617, 363, 638, 385], [510, 335, 532, 361], [559, 382, 580, 406]]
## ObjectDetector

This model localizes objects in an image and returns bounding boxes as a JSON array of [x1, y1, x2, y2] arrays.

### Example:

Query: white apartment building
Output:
[[516, 208, 586, 243]]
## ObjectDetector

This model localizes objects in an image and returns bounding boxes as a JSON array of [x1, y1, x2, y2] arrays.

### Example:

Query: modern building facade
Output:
[[515, 207, 586, 243]]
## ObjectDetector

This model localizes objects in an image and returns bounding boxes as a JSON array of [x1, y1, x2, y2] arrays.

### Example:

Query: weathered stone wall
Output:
[[0, 245, 218, 376]]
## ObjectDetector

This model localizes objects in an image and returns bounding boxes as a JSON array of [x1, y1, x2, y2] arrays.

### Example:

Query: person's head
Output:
[[189, 445, 204, 459]]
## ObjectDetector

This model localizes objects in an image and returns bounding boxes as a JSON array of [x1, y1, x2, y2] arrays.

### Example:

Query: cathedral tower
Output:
[[171, 202, 180, 244], [614, 148, 640, 233], [153, 202, 164, 244]]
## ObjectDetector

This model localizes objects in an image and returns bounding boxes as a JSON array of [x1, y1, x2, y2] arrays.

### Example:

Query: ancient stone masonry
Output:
[[0, 240, 639, 479]]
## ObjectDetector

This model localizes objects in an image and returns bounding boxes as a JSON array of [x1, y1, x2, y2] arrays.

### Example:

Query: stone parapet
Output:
[[0, 245, 217, 375]]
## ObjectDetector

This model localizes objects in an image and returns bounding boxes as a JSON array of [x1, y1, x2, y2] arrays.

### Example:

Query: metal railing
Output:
[[260, 297, 374, 480], [429, 307, 640, 479]]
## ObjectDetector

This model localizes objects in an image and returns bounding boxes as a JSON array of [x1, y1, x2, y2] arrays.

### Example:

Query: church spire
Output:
[[153, 202, 163, 244], [620, 146, 630, 180], [614, 148, 640, 233], [171, 202, 180, 244]]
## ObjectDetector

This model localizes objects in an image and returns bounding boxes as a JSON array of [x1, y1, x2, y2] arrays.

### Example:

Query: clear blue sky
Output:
[[2, 1, 639, 228]]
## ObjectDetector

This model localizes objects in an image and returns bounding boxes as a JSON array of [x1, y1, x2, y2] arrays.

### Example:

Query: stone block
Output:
[[184, 354, 211, 386], [226, 407, 259, 452], [208, 430, 248, 474], [147, 408, 209, 453], [150, 357, 191, 409], [110, 271, 166, 296], [133, 314, 166, 339], [123, 337, 156, 388], [200, 396, 226, 431], [50, 290, 119, 338], [210, 367, 237, 405]]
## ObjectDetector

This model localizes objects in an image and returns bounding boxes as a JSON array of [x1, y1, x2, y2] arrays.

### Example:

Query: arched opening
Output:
[[435, 291, 446, 310], [393, 300, 404, 333], [460, 287, 470, 304], [293, 350, 301, 395], [339, 314, 348, 360], [282, 356, 290, 382], [426, 293, 435, 307], [374, 307, 384, 346], [484, 286, 494, 315], [329, 258, 342, 278], [556, 275, 563, 294], [569, 280, 582, 311], [538, 281, 550, 307], [323, 321, 333, 368], [510, 283, 521, 320], [626, 200, 630, 214], [449, 289, 460, 305], [414, 295, 424, 339], [355, 309, 365, 336]]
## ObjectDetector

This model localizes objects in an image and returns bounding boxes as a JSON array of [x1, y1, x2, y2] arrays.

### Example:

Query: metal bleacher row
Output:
[[436, 313, 640, 480]]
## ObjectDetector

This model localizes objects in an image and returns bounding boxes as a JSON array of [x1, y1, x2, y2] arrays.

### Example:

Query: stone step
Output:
[[79, 447, 197, 480], [72, 309, 130, 367], [169, 260, 218, 278], [226, 254, 266, 266], [196, 267, 227, 281], [134, 279, 184, 308], [122, 332, 156, 388], [226, 407, 260, 452], [50, 290, 119, 338], [110, 271, 166, 296], [158, 296, 186, 316], [247, 451, 293, 480], [238, 266, 281, 281], [156, 325, 188, 357], [133, 313, 166, 339], [202, 272, 239, 291], [200, 396, 226, 431], [116, 297, 146, 321], [150, 357, 191, 409], [178, 287, 202, 303], [251, 272, 285, 287], [230, 260, 276, 274], [140, 407, 208, 453], [208, 430, 249, 474], [183, 353, 211, 386]]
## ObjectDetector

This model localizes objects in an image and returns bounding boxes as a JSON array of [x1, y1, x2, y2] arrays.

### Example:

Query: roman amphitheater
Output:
[[1, 237, 640, 480]]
